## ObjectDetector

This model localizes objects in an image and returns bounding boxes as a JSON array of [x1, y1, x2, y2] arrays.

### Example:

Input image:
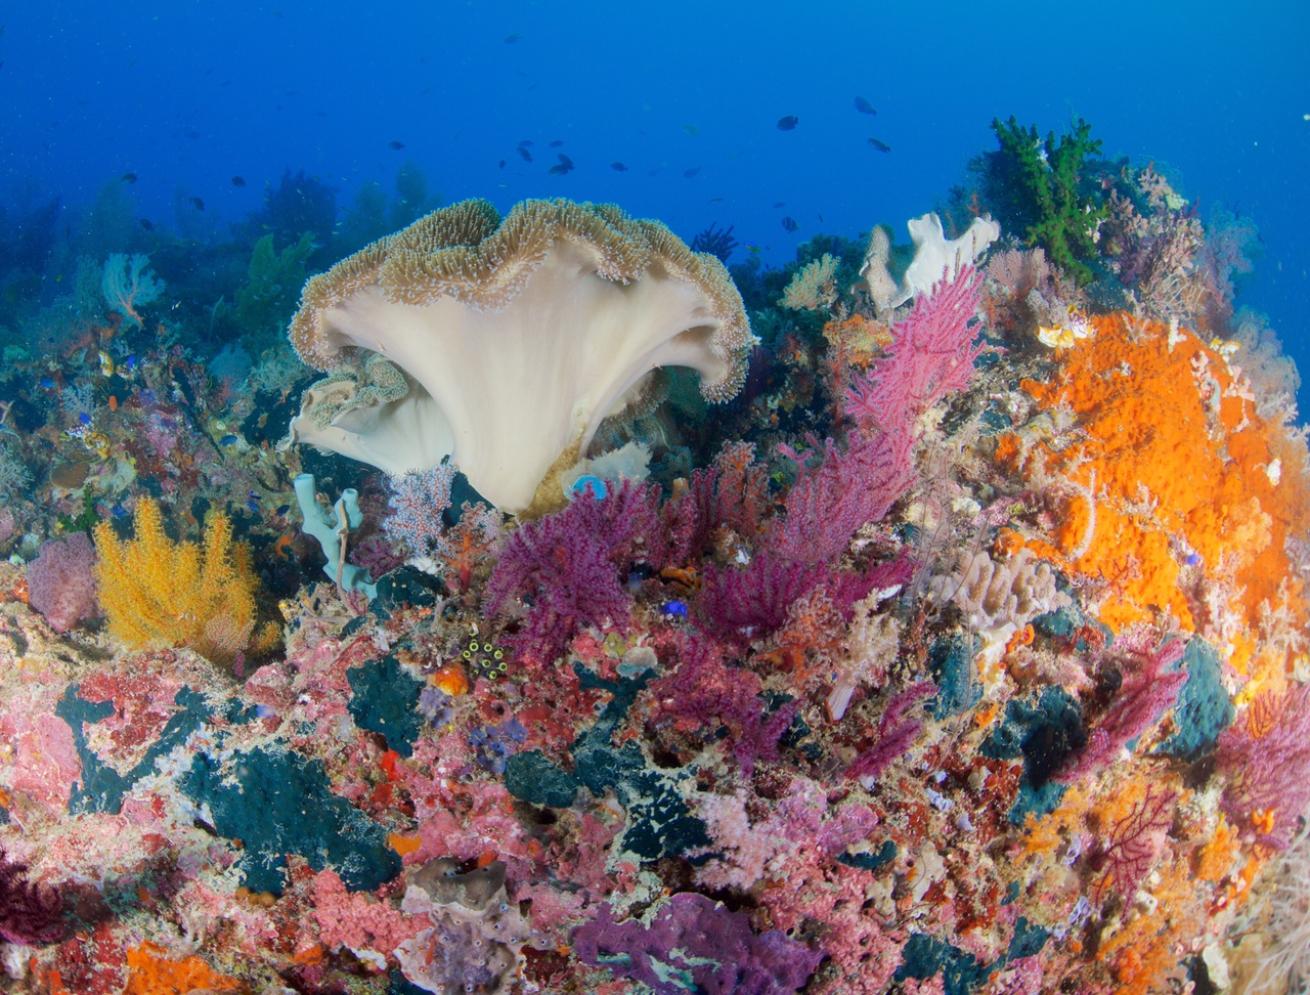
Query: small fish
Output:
[[498, 159, 506, 169], [517, 146, 533, 162], [123, 355, 139, 372], [388, 140, 405, 150], [518, 139, 534, 147], [219, 434, 239, 446], [111, 502, 130, 519], [503, 32, 521, 43], [781, 216, 798, 232], [245, 496, 260, 513], [275, 504, 291, 517], [610, 161, 628, 172], [189, 196, 205, 211], [772, 201, 785, 208], [98, 351, 115, 377], [121, 171, 138, 184], [184, 128, 201, 140], [663, 600, 689, 619], [548, 139, 564, 148], [683, 166, 701, 178], [854, 95, 877, 115], [867, 137, 892, 152], [230, 175, 246, 187], [682, 123, 699, 137], [776, 115, 799, 131], [547, 153, 574, 176], [78, 412, 92, 426], [39, 376, 56, 389], [139, 218, 155, 231]]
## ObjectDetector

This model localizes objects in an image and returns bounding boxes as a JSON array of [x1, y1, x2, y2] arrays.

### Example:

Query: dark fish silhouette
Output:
[[772, 201, 785, 208], [189, 196, 205, 211], [230, 175, 246, 187], [781, 216, 798, 232], [121, 172, 138, 184], [388, 140, 405, 150], [504, 32, 521, 43], [547, 153, 574, 176], [518, 139, 534, 146], [683, 166, 701, 178], [549, 139, 564, 148], [498, 159, 506, 169], [867, 137, 892, 152], [517, 146, 533, 162], [854, 96, 877, 115], [611, 161, 628, 172], [776, 115, 799, 131], [139, 218, 155, 231]]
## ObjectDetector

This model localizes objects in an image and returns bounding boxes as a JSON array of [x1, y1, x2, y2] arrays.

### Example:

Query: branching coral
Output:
[[288, 197, 754, 513], [93, 498, 261, 666], [990, 117, 1106, 285]]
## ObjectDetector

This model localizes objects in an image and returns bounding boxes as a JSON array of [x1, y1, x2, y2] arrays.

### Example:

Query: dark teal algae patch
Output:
[[179, 746, 400, 894]]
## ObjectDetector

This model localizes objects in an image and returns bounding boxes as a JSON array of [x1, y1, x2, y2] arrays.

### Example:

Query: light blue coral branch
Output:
[[293, 473, 378, 600]]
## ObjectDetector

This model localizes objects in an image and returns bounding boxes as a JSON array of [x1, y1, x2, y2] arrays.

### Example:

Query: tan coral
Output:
[[288, 198, 754, 513]]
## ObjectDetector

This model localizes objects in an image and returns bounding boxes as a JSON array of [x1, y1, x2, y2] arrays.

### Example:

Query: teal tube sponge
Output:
[[293, 472, 378, 600]]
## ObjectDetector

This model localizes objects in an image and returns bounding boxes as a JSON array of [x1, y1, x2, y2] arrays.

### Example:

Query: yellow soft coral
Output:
[[93, 498, 260, 665]]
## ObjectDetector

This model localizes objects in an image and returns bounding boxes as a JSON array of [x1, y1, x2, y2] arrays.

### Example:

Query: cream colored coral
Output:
[[288, 198, 754, 514], [780, 253, 839, 312], [933, 547, 1070, 635]]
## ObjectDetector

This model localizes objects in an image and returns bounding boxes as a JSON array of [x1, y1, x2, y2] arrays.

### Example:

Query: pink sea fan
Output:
[[845, 680, 936, 784], [769, 432, 916, 567], [845, 265, 986, 436], [1056, 634, 1188, 783], [26, 531, 99, 633], [1217, 684, 1310, 849]]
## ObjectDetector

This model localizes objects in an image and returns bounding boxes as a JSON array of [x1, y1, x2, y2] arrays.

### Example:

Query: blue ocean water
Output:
[[1, 1, 1307, 405]]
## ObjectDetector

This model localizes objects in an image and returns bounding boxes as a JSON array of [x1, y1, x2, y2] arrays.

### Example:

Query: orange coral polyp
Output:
[[1015, 313, 1310, 640]]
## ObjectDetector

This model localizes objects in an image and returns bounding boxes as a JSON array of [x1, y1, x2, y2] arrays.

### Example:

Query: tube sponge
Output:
[[287, 198, 754, 514]]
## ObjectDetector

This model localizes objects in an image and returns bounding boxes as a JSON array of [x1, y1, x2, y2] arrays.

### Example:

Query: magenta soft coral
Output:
[[484, 481, 663, 663]]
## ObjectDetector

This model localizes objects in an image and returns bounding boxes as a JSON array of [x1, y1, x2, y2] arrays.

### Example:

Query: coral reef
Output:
[[0, 129, 1307, 995]]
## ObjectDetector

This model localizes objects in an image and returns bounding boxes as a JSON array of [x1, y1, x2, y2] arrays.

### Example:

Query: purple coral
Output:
[[846, 680, 936, 783], [573, 892, 822, 995], [0, 848, 68, 945], [26, 531, 99, 633], [1217, 684, 1310, 849], [484, 481, 662, 663], [1056, 634, 1187, 783]]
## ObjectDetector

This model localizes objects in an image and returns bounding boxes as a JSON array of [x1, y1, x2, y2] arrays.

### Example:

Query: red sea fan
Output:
[[1091, 784, 1176, 903], [0, 848, 68, 946]]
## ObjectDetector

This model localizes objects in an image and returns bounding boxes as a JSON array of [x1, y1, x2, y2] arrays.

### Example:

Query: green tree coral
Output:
[[991, 116, 1107, 285]]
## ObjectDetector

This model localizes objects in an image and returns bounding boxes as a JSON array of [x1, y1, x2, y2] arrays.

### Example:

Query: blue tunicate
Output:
[[571, 474, 607, 499]]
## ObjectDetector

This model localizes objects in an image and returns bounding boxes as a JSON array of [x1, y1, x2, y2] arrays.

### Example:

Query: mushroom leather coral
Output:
[[287, 197, 754, 514], [93, 499, 259, 665]]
